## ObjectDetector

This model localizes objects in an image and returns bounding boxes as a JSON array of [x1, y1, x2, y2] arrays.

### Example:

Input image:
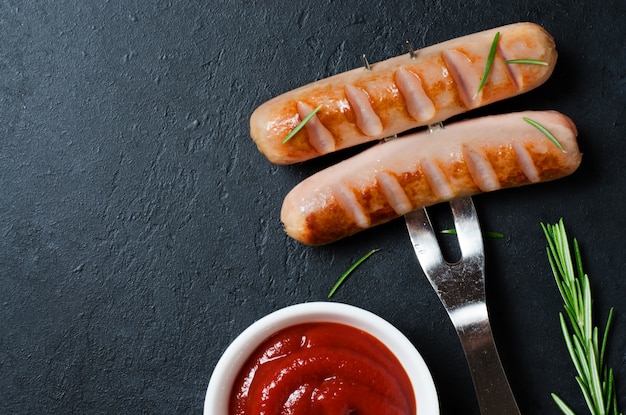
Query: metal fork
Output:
[[405, 198, 521, 414]]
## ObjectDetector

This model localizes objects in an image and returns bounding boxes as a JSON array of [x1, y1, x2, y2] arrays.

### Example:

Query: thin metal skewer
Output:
[[362, 54, 371, 70], [406, 40, 417, 59]]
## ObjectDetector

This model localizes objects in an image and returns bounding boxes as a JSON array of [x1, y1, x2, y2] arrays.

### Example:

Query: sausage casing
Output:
[[280, 111, 581, 245], [251, 22, 557, 165]]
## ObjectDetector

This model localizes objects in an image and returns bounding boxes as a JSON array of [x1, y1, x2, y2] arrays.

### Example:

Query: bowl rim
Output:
[[204, 301, 439, 415]]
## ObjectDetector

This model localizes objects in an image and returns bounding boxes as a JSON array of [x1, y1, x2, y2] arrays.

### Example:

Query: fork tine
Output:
[[404, 207, 445, 272], [450, 198, 484, 260]]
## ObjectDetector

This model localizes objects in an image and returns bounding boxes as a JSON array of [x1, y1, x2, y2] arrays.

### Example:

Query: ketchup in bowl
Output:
[[230, 322, 415, 414], [204, 302, 439, 415]]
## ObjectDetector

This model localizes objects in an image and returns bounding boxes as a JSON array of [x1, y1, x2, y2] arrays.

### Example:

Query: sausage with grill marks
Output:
[[280, 111, 581, 246], [251, 22, 558, 165]]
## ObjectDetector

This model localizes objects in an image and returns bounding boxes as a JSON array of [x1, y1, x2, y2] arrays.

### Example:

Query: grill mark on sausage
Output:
[[421, 158, 455, 199], [296, 101, 336, 155], [462, 144, 501, 191], [344, 84, 384, 136], [376, 172, 413, 215], [393, 68, 436, 122], [333, 183, 370, 229], [442, 49, 482, 108], [513, 142, 540, 182], [497, 44, 522, 92]]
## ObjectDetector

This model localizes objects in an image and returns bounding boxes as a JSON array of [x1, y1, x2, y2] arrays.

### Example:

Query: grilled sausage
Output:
[[280, 111, 581, 245], [251, 22, 557, 165]]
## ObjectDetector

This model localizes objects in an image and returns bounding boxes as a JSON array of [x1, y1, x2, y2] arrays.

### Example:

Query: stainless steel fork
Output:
[[405, 198, 521, 414]]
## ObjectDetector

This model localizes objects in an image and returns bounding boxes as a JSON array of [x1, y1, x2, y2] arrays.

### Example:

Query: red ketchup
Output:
[[230, 322, 416, 415]]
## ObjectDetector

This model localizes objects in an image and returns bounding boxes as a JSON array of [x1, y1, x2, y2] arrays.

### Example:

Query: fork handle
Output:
[[455, 316, 521, 415]]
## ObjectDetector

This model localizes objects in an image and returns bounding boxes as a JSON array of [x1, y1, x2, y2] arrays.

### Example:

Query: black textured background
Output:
[[1, 1, 625, 414]]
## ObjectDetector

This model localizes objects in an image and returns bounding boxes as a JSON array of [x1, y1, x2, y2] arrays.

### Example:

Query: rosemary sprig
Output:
[[474, 31, 500, 100], [282, 104, 322, 144], [523, 117, 565, 152], [541, 219, 622, 415], [327, 249, 379, 298], [505, 58, 549, 66], [440, 229, 504, 239]]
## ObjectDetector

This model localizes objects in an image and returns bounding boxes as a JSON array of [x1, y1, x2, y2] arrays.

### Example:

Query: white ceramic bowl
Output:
[[205, 301, 439, 415]]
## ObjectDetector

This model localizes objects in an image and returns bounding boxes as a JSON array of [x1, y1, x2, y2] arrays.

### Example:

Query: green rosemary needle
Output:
[[440, 229, 504, 239], [328, 249, 379, 298], [282, 104, 322, 144], [523, 117, 565, 152], [474, 31, 500, 100], [505, 58, 549, 66], [541, 219, 622, 415]]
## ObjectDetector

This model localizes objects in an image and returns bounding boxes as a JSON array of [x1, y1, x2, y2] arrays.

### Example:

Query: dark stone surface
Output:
[[0, 0, 624, 413]]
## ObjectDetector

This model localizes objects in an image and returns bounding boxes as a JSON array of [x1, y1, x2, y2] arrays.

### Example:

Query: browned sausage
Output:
[[280, 111, 581, 245], [251, 23, 557, 165]]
